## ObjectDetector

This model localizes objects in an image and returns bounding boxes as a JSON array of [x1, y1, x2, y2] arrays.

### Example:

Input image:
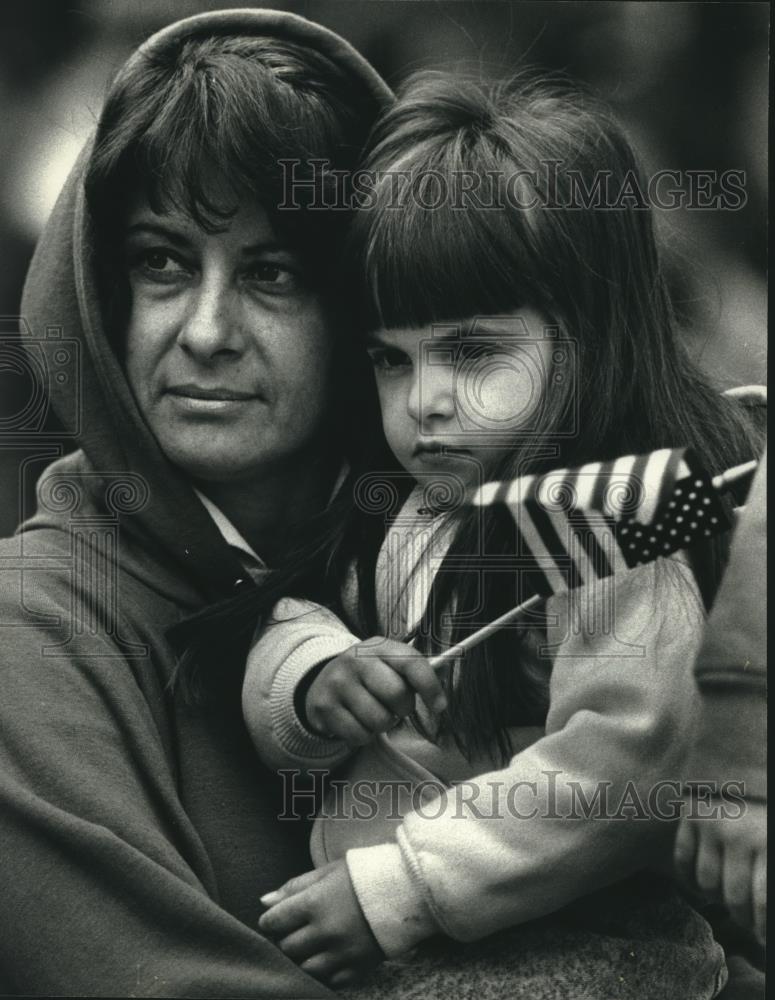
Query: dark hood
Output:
[[19, 8, 391, 607]]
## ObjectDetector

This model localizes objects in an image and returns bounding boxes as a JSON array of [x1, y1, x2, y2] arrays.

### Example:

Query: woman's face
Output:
[[122, 192, 335, 485], [366, 310, 556, 486]]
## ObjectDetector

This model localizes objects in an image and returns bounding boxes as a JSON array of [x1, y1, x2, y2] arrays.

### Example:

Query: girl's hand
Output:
[[258, 861, 383, 988], [305, 636, 447, 746], [674, 800, 767, 945]]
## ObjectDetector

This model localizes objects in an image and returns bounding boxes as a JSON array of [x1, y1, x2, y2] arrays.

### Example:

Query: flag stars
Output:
[[694, 479, 704, 488]]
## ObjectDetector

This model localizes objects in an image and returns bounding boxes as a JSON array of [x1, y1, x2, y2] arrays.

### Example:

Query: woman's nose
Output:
[[176, 271, 242, 361], [407, 362, 456, 426]]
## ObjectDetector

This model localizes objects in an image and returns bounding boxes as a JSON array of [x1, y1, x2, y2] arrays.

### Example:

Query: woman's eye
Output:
[[245, 262, 300, 291], [368, 348, 411, 373], [129, 248, 190, 284]]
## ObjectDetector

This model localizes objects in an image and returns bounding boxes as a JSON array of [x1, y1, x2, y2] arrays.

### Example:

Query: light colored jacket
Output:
[[243, 487, 707, 957]]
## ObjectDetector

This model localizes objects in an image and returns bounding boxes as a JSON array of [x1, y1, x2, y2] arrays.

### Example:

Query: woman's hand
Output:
[[305, 636, 447, 746], [674, 800, 767, 944], [258, 861, 384, 988]]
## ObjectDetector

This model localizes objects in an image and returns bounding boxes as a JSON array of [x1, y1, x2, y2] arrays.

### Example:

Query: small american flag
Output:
[[472, 447, 731, 598]]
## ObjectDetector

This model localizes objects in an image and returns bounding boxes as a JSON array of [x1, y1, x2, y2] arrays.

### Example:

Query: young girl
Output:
[[243, 73, 761, 998]]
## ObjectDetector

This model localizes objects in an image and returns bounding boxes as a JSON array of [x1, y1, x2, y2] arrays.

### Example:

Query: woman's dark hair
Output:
[[343, 71, 765, 763], [85, 33, 379, 255], [82, 32, 387, 702]]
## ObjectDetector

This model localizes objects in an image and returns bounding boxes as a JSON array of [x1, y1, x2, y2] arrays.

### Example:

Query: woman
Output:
[[0, 10, 389, 996]]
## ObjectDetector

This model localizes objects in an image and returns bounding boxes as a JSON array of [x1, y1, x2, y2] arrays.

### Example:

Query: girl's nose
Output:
[[407, 362, 456, 427], [176, 271, 242, 361]]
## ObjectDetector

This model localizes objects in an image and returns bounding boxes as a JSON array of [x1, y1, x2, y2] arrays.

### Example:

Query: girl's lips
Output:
[[413, 444, 472, 457]]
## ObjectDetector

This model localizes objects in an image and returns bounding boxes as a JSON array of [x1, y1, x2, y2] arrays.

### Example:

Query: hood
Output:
[[19, 8, 391, 606]]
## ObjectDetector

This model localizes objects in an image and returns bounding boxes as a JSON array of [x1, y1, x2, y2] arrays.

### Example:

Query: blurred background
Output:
[[0, 0, 768, 535]]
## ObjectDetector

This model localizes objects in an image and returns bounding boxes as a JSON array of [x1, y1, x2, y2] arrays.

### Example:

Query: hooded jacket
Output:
[[0, 10, 390, 997]]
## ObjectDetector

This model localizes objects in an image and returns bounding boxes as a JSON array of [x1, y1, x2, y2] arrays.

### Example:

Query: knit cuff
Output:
[[270, 634, 357, 761], [346, 842, 438, 957]]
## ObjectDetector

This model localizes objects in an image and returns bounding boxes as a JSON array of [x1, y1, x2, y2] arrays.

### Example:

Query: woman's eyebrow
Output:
[[241, 241, 295, 257], [124, 222, 190, 246]]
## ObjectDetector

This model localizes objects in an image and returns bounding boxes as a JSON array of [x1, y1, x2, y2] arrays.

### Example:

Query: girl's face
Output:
[[367, 309, 555, 485]]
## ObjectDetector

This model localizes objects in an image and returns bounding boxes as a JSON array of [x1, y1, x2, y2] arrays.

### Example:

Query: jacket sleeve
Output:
[[242, 597, 359, 772], [345, 557, 707, 956], [0, 580, 330, 998], [686, 447, 767, 801]]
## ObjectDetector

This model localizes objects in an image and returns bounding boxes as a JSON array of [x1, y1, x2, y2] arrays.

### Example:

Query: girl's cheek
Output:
[[460, 365, 546, 430]]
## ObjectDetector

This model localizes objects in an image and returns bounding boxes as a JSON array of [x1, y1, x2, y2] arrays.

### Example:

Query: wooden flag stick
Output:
[[711, 460, 758, 492], [428, 593, 543, 671]]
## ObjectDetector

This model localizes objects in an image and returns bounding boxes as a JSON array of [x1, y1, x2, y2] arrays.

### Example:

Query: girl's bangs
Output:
[[358, 182, 543, 332]]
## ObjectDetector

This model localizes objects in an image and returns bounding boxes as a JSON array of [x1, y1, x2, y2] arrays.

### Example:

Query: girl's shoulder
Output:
[[544, 553, 705, 657]]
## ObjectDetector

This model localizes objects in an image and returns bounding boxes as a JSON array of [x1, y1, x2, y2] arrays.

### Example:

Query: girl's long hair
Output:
[[343, 71, 764, 762]]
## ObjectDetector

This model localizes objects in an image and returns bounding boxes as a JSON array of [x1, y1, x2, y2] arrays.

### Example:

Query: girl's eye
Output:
[[367, 347, 411, 373]]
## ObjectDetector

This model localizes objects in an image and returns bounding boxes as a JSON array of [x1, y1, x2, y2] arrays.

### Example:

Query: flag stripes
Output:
[[471, 447, 729, 598]]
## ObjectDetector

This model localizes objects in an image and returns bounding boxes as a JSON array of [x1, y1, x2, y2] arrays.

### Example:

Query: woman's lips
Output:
[[165, 384, 263, 415]]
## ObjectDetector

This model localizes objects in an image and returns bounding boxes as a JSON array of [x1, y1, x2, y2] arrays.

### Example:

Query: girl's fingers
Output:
[[343, 686, 399, 734], [329, 967, 360, 988], [694, 832, 723, 899], [276, 925, 324, 963], [358, 660, 415, 718], [673, 819, 697, 887], [721, 843, 754, 930], [324, 706, 375, 747], [377, 643, 447, 715], [260, 867, 328, 907], [300, 951, 344, 981], [258, 893, 311, 937], [752, 849, 767, 944]]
